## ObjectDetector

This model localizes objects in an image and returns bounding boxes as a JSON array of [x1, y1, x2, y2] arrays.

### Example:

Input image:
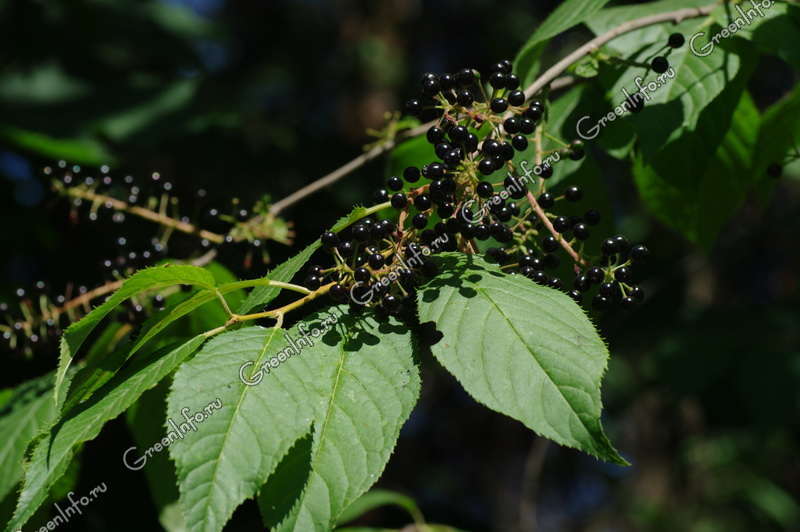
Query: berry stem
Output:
[[525, 191, 587, 268]]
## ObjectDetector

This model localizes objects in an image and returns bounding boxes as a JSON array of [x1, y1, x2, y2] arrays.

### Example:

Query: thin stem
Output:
[[59, 184, 226, 244], [526, 190, 587, 268], [232, 282, 335, 323]]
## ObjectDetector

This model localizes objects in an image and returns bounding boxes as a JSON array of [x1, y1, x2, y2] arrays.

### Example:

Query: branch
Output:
[[523, 4, 717, 99]]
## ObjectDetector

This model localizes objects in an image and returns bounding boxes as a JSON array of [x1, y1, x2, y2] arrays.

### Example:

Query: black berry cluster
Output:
[[307, 60, 651, 316]]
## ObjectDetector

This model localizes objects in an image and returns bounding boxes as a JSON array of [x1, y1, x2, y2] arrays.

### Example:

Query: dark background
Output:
[[1, 0, 798, 530]]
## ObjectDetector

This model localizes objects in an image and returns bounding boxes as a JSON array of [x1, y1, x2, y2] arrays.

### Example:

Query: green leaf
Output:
[[0, 373, 58, 503], [712, 2, 800, 70], [54, 264, 216, 412], [239, 205, 389, 313], [633, 87, 760, 248], [513, 0, 612, 87], [752, 83, 800, 183], [5, 335, 207, 532], [167, 311, 418, 532], [417, 252, 626, 465], [337, 490, 424, 527]]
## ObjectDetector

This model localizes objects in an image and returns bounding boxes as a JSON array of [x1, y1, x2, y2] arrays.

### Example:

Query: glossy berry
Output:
[[668, 33, 685, 48], [565, 186, 582, 202], [599, 281, 617, 298], [383, 295, 401, 312], [305, 275, 322, 290], [403, 166, 421, 182], [321, 231, 339, 249], [553, 216, 571, 233], [587, 266, 604, 284], [479, 158, 495, 175], [352, 224, 370, 241], [405, 99, 422, 116], [508, 90, 525, 106], [473, 223, 489, 240], [490, 98, 508, 113], [504, 117, 520, 134], [631, 244, 650, 262], [391, 193, 408, 209], [652, 56, 669, 74], [615, 266, 632, 283], [427, 126, 445, 144], [512, 135, 528, 151], [519, 117, 536, 134], [568, 290, 583, 303], [569, 141, 585, 161], [337, 241, 353, 255], [457, 89, 473, 106], [373, 188, 389, 203], [592, 294, 611, 310], [329, 284, 347, 302], [387, 176, 403, 191], [489, 71, 506, 89], [540, 165, 554, 179], [438, 202, 455, 218], [542, 236, 558, 252], [414, 194, 432, 211], [504, 74, 520, 90], [621, 296, 637, 309], [538, 192, 554, 208], [629, 285, 645, 301], [412, 213, 428, 229], [368, 254, 385, 269], [476, 181, 493, 198], [601, 237, 618, 256], [573, 223, 590, 240]]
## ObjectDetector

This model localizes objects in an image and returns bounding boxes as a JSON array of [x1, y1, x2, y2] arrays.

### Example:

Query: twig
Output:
[[269, 121, 434, 216], [60, 185, 226, 244], [523, 4, 717, 99], [526, 190, 587, 267]]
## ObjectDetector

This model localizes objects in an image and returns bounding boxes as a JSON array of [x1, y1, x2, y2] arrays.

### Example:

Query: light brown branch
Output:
[[526, 190, 587, 267]]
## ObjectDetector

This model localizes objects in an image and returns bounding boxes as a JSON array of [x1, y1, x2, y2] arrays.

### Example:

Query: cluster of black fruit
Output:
[[302, 60, 651, 316], [302, 217, 448, 318]]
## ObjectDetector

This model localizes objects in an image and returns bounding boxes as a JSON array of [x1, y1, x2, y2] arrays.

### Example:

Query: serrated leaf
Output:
[[5, 334, 206, 532], [514, 0, 612, 87], [54, 264, 215, 411], [239, 205, 388, 313], [167, 311, 418, 532], [0, 373, 58, 503], [417, 252, 626, 465]]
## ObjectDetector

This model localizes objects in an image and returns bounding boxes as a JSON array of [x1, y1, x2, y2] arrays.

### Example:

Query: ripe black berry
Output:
[[601, 238, 618, 256], [438, 202, 455, 218], [412, 213, 428, 229], [479, 158, 495, 175], [473, 223, 489, 240], [415, 194, 432, 210], [352, 224, 370, 241], [615, 266, 632, 283], [391, 193, 408, 209], [403, 166, 421, 183], [587, 266, 604, 284], [599, 281, 617, 298], [305, 275, 322, 290], [540, 165, 553, 179], [652, 56, 669, 74], [504, 74, 520, 90], [456, 68, 474, 85], [668, 33, 685, 48], [368, 254, 385, 269], [476, 181, 493, 198], [329, 284, 347, 302], [387, 176, 403, 191], [538, 192, 554, 208], [565, 185, 582, 202], [569, 141, 585, 161], [512, 135, 528, 151], [525, 101, 544, 121], [542, 236, 558, 252], [508, 90, 525, 106], [321, 231, 339, 249], [621, 296, 637, 309], [338, 241, 354, 255], [592, 294, 611, 310], [520, 117, 536, 134], [489, 71, 506, 89], [568, 290, 583, 303], [457, 89, 473, 106], [504, 117, 520, 134], [405, 99, 422, 116], [427, 126, 445, 145], [354, 267, 371, 283], [573, 223, 590, 240], [490, 98, 508, 113], [629, 285, 645, 301], [373, 189, 389, 204], [630, 244, 649, 262], [553, 216, 570, 233]]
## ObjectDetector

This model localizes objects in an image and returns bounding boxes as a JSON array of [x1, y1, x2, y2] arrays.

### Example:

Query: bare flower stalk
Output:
[[58, 184, 226, 244]]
